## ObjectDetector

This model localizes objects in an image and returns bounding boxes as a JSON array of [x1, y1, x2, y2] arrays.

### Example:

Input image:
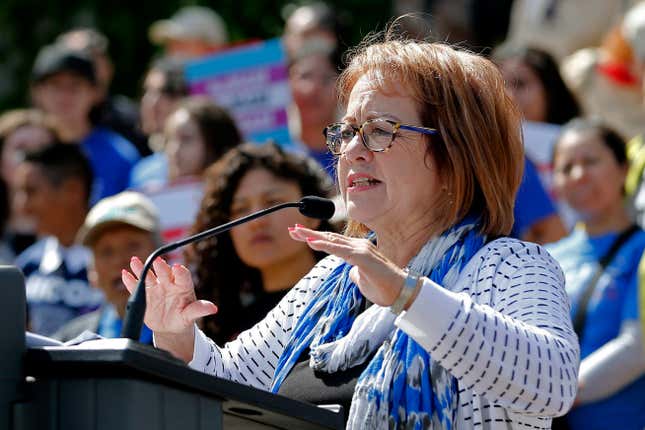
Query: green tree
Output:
[[0, 0, 391, 112]]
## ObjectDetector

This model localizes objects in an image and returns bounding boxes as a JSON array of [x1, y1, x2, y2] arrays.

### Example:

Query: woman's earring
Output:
[[443, 185, 453, 205]]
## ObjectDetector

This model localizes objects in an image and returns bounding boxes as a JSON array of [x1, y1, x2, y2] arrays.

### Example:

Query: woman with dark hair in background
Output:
[[547, 117, 645, 429], [164, 97, 242, 184], [495, 45, 582, 243], [188, 142, 334, 344], [132, 96, 242, 190], [495, 45, 580, 125]]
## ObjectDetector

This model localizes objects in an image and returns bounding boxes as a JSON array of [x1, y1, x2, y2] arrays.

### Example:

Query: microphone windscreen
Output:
[[298, 196, 336, 220]]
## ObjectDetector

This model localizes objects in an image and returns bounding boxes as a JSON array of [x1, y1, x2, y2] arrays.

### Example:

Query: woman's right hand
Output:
[[121, 256, 218, 362]]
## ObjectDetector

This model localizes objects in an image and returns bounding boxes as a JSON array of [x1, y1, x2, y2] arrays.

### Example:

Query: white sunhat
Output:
[[78, 191, 161, 247], [149, 6, 228, 46]]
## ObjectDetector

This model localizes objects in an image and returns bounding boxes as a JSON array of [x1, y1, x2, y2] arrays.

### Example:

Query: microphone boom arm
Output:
[[121, 201, 300, 340]]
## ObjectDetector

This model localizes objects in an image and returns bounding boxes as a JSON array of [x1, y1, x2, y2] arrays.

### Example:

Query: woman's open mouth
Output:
[[347, 173, 382, 191]]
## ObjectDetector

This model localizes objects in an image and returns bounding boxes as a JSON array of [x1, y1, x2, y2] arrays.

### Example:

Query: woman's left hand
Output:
[[289, 225, 407, 307]]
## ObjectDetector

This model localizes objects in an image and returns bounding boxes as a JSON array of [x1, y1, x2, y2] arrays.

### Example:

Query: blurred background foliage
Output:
[[0, 0, 393, 111]]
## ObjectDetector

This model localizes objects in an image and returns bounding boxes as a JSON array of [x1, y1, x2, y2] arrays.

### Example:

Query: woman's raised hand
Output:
[[288, 225, 407, 307], [121, 256, 218, 362]]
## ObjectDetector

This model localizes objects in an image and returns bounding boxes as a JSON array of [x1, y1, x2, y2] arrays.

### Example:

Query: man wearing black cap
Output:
[[30, 44, 141, 204], [56, 28, 150, 157]]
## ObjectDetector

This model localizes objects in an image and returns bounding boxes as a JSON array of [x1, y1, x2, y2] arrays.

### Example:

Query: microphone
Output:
[[121, 196, 335, 340]]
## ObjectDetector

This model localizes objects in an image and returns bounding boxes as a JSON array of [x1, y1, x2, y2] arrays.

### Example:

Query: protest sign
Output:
[[185, 38, 293, 147], [144, 179, 204, 264], [522, 120, 560, 192]]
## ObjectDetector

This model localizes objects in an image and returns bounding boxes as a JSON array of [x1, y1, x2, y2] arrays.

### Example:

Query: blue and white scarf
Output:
[[271, 220, 485, 429]]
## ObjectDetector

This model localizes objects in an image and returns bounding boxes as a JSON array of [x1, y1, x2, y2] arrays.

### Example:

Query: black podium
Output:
[[0, 267, 344, 430]]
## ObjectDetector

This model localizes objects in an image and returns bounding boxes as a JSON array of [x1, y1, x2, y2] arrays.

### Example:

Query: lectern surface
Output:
[[22, 338, 344, 430]]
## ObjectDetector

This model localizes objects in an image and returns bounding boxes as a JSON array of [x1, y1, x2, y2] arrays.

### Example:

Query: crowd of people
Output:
[[3, 1, 645, 429]]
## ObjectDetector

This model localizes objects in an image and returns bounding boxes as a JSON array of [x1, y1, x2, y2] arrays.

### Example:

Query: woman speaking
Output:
[[122, 31, 579, 429]]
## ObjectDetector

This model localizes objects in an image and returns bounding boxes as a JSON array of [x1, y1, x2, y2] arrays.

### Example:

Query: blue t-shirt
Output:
[[547, 228, 645, 429], [17, 237, 104, 336], [81, 127, 141, 204], [128, 152, 168, 191], [511, 157, 558, 238]]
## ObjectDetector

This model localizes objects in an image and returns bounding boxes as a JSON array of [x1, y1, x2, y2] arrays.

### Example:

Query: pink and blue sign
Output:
[[185, 38, 292, 147]]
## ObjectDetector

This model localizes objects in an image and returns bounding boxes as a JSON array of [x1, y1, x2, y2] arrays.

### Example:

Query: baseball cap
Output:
[[78, 191, 161, 247], [57, 28, 110, 56], [31, 44, 96, 84], [623, 2, 645, 62], [149, 6, 228, 46]]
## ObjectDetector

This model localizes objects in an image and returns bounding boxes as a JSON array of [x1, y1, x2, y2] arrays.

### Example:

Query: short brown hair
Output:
[[338, 34, 524, 236]]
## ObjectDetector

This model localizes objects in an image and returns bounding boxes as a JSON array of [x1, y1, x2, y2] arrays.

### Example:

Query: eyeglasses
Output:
[[323, 118, 438, 155]]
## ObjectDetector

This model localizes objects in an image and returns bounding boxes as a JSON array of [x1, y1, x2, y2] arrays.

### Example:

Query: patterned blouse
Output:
[[189, 238, 580, 429]]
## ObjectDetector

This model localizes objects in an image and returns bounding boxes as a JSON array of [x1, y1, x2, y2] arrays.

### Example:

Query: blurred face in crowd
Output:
[[59, 31, 113, 94], [32, 71, 98, 128], [499, 58, 547, 123], [166, 39, 219, 60], [290, 53, 338, 126], [164, 108, 207, 181], [229, 168, 319, 273], [140, 69, 182, 135], [89, 224, 157, 317], [553, 130, 627, 221], [13, 162, 71, 237], [1, 125, 54, 184], [283, 6, 337, 58]]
